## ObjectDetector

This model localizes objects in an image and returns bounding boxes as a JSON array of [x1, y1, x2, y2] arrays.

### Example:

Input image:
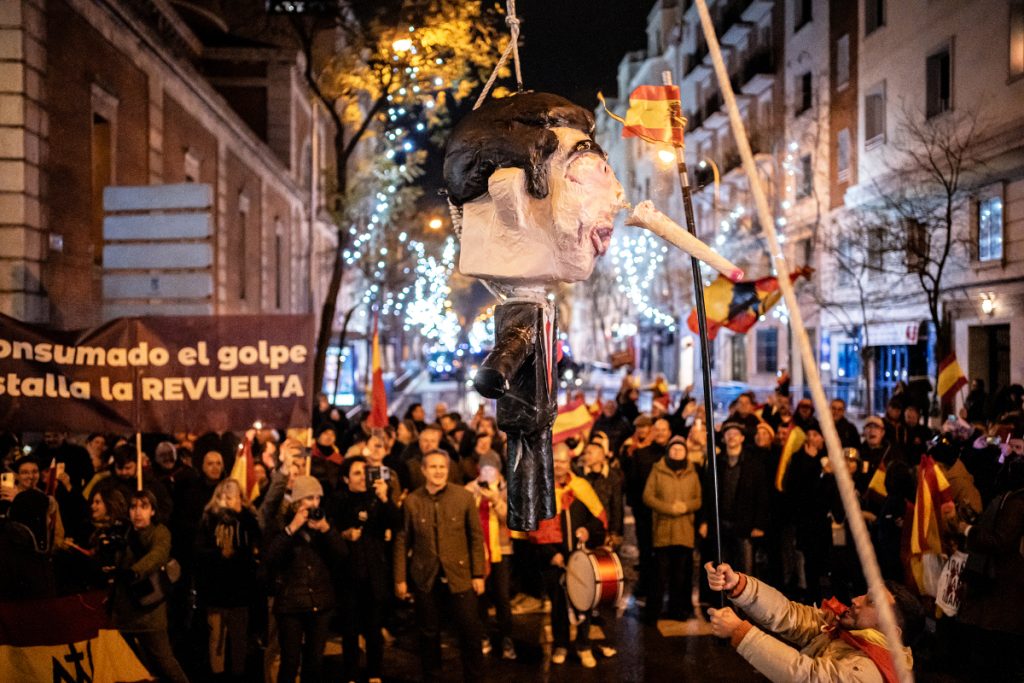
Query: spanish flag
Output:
[[230, 436, 261, 502], [368, 314, 389, 429], [552, 399, 596, 445], [936, 353, 967, 402], [598, 85, 684, 145], [689, 267, 813, 341], [774, 425, 806, 492], [909, 454, 954, 595]]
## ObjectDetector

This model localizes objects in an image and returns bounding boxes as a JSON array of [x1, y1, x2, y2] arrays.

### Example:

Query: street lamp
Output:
[[427, 217, 443, 230], [392, 37, 413, 53]]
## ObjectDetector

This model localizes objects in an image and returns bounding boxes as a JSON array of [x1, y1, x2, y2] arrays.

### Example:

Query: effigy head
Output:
[[444, 92, 625, 284]]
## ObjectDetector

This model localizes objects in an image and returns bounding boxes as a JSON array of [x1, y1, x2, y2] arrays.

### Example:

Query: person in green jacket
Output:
[[110, 488, 189, 683], [642, 435, 702, 622]]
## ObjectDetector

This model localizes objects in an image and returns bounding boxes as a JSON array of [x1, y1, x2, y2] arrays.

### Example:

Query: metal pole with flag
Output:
[[368, 312, 389, 429], [661, 72, 726, 571], [600, 75, 727, 570]]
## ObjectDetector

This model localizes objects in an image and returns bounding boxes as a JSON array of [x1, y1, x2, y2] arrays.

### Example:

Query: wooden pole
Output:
[[135, 432, 143, 492], [692, 1, 911, 679]]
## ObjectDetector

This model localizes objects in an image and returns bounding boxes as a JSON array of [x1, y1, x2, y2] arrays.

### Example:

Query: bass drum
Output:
[[566, 548, 624, 612]]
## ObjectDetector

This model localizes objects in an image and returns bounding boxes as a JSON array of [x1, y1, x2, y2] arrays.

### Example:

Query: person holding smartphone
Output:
[[334, 455, 399, 683], [263, 475, 346, 683], [466, 451, 516, 660]]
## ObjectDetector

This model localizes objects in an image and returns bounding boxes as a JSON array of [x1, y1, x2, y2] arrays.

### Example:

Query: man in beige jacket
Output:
[[704, 561, 922, 682]]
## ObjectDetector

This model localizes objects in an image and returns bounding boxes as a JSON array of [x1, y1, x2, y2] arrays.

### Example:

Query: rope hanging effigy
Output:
[[448, 0, 523, 293], [473, 0, 523, 110]]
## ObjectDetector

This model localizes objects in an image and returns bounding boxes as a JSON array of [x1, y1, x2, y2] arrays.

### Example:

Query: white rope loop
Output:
[[473, 0, 523, 110]]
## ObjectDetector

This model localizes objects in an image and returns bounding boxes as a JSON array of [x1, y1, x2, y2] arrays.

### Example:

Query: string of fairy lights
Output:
[[336, 22, 465, 347], [605, 138, 803, 333]]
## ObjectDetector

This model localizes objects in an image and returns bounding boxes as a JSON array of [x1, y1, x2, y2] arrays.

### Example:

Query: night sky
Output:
[[515, 0, 657, 106], [420, 0, 656, 201]]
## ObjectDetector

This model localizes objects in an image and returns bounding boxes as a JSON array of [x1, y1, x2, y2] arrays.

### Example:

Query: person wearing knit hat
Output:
[[465, 450, 515, 660], [643, 430, 701, 622], [265, 472, 343, 683], [698, 413, 769, 587], [289, 475, 323, 503]]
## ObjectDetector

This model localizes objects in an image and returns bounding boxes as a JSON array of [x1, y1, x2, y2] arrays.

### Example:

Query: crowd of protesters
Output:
[[1, 374, 1023, 682]]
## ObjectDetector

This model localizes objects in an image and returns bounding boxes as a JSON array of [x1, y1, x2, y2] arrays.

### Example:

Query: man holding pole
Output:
[[705, 561, 921, 682]]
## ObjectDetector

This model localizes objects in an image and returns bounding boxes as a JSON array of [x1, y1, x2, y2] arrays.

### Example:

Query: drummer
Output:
[[523, 443, 611, 669]]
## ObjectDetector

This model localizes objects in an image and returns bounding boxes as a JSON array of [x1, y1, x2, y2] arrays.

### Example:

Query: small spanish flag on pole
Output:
[[598, 85, 685, 145], [689, 267, 813, 341], [937, 352, 968, 403], [368, 313, 389, 429]]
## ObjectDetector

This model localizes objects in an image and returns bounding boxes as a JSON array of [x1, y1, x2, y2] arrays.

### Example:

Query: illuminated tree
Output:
[[275, 0, 507, 391]]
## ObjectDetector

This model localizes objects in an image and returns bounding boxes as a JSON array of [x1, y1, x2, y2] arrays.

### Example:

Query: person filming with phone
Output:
[[333, 455, 399, 683], [264, 474, 346, 683]]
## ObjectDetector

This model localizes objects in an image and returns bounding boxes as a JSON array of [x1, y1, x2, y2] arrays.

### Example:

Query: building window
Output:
[[868, 226, 885, 274], [731, 335, 747, 381], [184, 149, 201, 183], [864, 81, 886, 147], [238, 193, 250, 301], [756, 328, 778, 374], [837, 236, 854, 286], [926, 42, 953, 118], [905, 218, 927, 273], [1012, 1, 1024, 78], [836, 34, 850, 89], [798, 154, 813, 198], [978, 195, 1004, 262], [275, 219, 285, 310], [865, 0, 886, 35], [796, 71, 813, 114], [837, 128, 851, 182], [795, 0, 812, 30]]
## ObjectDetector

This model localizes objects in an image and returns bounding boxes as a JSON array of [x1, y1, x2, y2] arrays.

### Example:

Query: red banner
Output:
[[0, 313, 313, 432]]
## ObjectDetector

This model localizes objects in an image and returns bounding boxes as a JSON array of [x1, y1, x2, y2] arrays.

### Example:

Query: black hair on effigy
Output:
[[443, 92, 598, 206]]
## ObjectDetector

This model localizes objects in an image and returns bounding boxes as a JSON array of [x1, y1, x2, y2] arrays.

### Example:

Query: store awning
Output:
[[864, 321, 922, 346]]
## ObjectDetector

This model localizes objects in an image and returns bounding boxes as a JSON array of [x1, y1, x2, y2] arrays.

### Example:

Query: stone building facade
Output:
[[0, 0, 343, 329]]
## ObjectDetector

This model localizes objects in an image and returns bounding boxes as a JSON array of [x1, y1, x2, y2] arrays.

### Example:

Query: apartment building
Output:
[[588, 0, 1024, 413]]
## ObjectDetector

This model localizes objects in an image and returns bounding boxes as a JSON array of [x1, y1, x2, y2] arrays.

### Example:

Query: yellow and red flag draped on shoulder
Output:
[[689, 267, 813, 341], [368, 314, 388, 429], [599, 85, 685, 145]]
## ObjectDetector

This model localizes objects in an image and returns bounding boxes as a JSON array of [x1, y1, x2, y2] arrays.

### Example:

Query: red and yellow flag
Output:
[[774, 425, 806, 492], [368, 314, 388, 429], [599, 85, 685, 145], [230, 437, 260, 502], [909, 454, 954, 594], [552, 399, 596, 444], [689, 267, 813, 341], [937, 353, 967, 402]]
